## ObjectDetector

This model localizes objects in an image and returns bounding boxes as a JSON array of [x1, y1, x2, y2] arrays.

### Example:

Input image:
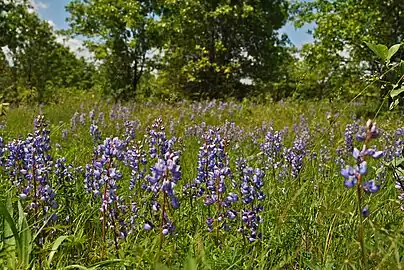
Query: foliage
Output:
[[157, 0, 290, 99], [291, 0, 404, 101], [66, 0, 162, 100], [365, 42, 404, 109], [0, 1, 95, 104]]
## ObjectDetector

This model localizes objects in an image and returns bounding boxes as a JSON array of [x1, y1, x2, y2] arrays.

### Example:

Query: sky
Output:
[[33, 0, 315, 58]]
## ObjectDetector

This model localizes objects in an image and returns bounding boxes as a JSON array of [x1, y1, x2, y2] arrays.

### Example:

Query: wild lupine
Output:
[[70, 111, 80, 131], [62, 129, 68, 140], [124, 120, 140, 143], [260, 127, 284, 173], [143, 120, 182, 238], [281, 117, 311, 179], [344, 121, 359, 156], [340, 119, 384, 266], [341, 145, 383, 193], [90, 123, 102, 145], [185, 129, 237, 239], [236, 158, 265, 242], [98, 112, 106, 127], [145, 153, 181, 229], [89, 110, 95, 122], [84, 137, 127, 256], [318, 145, 331, 176], [79, 113, 86, 125], [381, 127, 404, 162], [3, 116, 58, 242], [126, 142, 147, 191]]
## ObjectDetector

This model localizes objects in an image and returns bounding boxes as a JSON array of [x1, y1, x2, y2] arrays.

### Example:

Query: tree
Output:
[[158, 0, 290, 99], [66, 0, 161, 100], [291, 0, 404, 101], [0, 1, 96, 103]]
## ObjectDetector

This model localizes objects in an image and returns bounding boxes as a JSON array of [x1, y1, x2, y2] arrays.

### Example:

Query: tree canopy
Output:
[[0, 0, 402, 104]]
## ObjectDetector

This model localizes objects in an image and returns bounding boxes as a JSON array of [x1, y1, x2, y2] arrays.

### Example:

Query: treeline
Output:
[[0, 0, 403, 104]]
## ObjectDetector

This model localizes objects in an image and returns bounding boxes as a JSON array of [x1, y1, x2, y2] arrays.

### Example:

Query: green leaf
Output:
[[390, 86, 404, 98], [0, 201, 22, 263], [47, 235, 70, 268], [387, 44, 401, 63], [365, 42, 388, 63], [389, 98, 400, 110], [184, 257, 197, 270], [4, 192, 16, 269], [18, 201, 32, 268], [390, 157, 404, 168]]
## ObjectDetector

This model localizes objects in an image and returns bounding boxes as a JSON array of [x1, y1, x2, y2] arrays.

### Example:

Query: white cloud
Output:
[[55, 36, 94, 61], [27, 0, 48, 13]]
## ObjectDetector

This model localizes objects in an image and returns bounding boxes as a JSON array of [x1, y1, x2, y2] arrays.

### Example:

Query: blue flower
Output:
[[363, 180, 380, 193], [361, 206, 370, 217]]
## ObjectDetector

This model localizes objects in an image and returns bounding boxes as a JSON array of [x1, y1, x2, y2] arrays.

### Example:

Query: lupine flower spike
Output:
[[340, 119, 383, 267]]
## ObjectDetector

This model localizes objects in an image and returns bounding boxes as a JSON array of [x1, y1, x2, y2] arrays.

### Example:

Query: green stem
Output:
[[356, 175, 366, 268]]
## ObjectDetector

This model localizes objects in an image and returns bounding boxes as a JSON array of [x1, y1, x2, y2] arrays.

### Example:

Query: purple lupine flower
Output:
[[62, 129, 68, 140], [89, 110, 95, 122], [126, 142, 147, 191], [85, 137, 127, 240], [239, 209, 262, 242], [141, 119, 182, 235], [318, 145, 331, 176], [235, 158, 265, 241], [344, 122, 359, 155], [90, 123, 102, 144], [362, 180, 380, 193], [361, 205, 370, 217], [70, 111, 80, 131], [79, 113, 86, 125], [98, 112, 105, 128], [124, 120, 140, 142], [146, 152, 181, 210], [5, 116, 58, 233], [260, 127, 284, 171], [340, 120, 383, 215]]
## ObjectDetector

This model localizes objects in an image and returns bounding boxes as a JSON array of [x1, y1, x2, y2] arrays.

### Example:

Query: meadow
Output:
[[0, 98, 403, 269]]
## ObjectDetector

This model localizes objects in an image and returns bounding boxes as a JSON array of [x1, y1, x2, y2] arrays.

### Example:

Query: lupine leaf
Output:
[[4, 192, 16, 269], [0, 202, 22, 264], [47, 235, 70, 268], [18, 201, 32, 268]]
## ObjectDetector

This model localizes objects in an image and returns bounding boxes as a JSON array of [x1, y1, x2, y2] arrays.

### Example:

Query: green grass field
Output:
[[0, 99, 403, 269]]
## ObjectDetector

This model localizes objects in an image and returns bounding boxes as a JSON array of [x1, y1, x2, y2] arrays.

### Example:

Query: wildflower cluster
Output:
[[142, 118, 182, 237], [4, 115, 58, 236], [236, 158, 265, 242]]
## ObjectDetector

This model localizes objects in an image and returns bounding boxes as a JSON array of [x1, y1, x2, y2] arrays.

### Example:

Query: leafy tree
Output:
[[66, 0, 161, 100], [158, 0, 290, 99], [0, 1, 95, 103], [291, 0, 404, 101]]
